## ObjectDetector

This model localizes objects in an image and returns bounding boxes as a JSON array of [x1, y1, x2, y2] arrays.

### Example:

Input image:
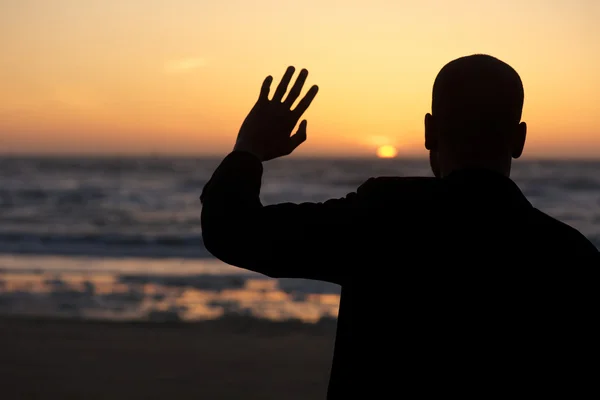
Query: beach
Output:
[[1, 156, 599, 399], [0, 315, 337, 400]]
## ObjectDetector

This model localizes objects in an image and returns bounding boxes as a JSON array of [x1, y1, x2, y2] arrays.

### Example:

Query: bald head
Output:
[[425, 54, 527, 177], [432, 54, 524, 127]]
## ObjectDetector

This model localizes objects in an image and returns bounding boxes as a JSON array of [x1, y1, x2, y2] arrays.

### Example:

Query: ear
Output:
[[424, 113, 437, 151], [511, 122, 527, 159]]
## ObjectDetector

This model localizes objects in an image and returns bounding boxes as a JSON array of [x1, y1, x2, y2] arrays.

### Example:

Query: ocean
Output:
[[1, 156, 599, 323]]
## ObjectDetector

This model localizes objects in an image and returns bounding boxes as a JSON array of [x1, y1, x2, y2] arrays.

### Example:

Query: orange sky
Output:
[[1, 0, 599, 157]]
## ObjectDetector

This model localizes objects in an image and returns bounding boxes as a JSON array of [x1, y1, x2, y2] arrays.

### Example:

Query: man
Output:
[[201, 55, 599, 398]]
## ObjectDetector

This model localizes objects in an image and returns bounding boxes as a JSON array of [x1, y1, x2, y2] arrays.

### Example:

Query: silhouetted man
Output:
[[201, 55, 599, 398]]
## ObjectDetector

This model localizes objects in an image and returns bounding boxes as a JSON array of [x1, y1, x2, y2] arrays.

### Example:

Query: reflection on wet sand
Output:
[[0, 270, 340, 323]]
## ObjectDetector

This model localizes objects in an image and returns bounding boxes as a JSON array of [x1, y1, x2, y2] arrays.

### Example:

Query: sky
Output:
[[1, 0, 599, 158]]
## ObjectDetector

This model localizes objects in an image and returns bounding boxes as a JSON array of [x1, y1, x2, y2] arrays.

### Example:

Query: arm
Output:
[[201, 150, 364, 284], [200, 66, 365, 283]]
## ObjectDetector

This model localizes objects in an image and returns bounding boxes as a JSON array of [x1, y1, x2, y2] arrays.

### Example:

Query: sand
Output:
[[0, 316, 337, 400]]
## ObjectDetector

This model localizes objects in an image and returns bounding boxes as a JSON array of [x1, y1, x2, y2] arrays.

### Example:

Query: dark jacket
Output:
[[201, 151, 599, 398]]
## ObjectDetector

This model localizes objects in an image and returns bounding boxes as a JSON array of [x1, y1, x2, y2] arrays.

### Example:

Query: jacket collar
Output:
[[443, 168, 533, 209]]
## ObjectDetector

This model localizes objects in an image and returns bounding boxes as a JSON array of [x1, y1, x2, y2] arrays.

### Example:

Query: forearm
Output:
[[200, 151, 266, 268], [200, 151, 263, 210]]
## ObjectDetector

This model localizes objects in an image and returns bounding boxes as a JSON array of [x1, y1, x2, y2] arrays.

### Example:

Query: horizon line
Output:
[[0, 152, 599, 162]]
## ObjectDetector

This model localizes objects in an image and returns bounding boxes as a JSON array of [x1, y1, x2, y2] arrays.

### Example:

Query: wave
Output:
[[0, 232, 212, 259]]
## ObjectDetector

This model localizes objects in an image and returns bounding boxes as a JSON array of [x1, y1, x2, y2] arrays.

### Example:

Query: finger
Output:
[[271, 66, 295, 102], [292, 85, 319, 116], [283, 68, 308, 107], [289, 120, 308, 153], [259, 75, 273, 101]]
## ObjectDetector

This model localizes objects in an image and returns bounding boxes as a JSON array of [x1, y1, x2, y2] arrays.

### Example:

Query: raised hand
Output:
[[234, 66, 319, 161]]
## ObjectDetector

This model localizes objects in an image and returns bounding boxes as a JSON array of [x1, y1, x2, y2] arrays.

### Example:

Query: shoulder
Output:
[[357, 176, 440, 195], [531, 209, 599, 255], [356, 176, 442, 206]]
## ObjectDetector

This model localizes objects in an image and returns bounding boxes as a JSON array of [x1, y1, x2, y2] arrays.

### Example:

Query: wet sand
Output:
[[0, 316, 337, 399]]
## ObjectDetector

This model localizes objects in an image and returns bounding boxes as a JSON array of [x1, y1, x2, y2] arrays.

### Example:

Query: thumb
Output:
[[289, 120, 308, 153]]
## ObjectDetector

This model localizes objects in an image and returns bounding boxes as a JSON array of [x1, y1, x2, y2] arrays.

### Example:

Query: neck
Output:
[[439, 158, 511, 178]]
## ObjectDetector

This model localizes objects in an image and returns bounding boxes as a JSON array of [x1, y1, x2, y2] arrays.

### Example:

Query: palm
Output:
[[235, 66, 319, 161]]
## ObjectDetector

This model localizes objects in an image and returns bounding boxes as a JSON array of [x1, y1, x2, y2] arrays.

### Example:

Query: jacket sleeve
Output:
[[200, 151, 367, 284]]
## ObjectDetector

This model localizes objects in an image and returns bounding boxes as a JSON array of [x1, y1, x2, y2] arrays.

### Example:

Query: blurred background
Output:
[[1, 1, 599, 399]]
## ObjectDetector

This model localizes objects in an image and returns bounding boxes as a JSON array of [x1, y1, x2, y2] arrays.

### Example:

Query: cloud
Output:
[[164, 57, 208, 74]]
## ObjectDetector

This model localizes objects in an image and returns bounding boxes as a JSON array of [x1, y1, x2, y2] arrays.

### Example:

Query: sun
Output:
[[376, 145, 398, 158]]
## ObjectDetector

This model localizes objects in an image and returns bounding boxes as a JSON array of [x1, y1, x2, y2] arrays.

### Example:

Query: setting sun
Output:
[[376, 145, 398, 159]]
